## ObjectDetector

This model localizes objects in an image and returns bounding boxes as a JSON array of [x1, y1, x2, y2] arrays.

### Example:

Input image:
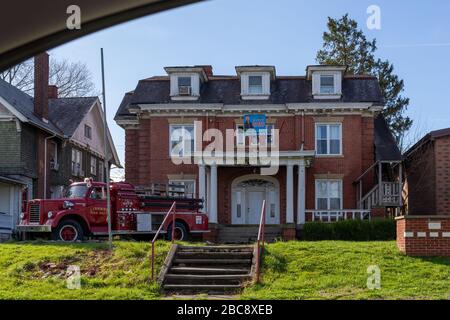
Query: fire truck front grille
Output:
[[29, 204, 41, 223]]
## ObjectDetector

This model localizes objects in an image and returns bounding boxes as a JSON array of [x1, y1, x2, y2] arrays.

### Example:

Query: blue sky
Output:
[[50, 0, 450, 165]]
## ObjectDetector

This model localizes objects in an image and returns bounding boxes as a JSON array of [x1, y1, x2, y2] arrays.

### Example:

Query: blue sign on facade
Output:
[[243, 114, 266, 132]]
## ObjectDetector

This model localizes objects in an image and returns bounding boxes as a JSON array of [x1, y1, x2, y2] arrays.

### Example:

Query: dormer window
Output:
[[248, 75, 263, 94], [164, 66, 209, 101], [320, 75, 335, 94], [177, 76, 192, 96], [307, 65, 346, 100], [236, 66, 275, 100]]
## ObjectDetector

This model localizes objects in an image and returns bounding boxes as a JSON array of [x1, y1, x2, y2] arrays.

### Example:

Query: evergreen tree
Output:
[[316, 14, 412, 144]]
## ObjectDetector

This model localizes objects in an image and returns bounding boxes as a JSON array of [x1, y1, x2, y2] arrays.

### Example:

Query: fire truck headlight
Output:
[[47, 211, 53, 219], [19, 212, 25, 219], [63, 201, 74, 209]]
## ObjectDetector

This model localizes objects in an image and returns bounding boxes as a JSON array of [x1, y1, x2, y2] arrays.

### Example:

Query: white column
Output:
[[198, 162, 206, 212], [286, 163, 294, 224], [209, 163, 218, 223], [297, 160, 306, 224]]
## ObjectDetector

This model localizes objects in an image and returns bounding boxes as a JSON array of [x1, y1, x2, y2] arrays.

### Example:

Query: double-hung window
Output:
[[316, 123, 342, 155], [248, 75, 263, 94], [320, 75, 335, 94], [177, 76, 192, 96], [98, 161, 104, 182], [71, 149, 82, 176], [90, 157, 97, 175], [84, 124, 92, 139], [170, 124, 195, 157], [315, 180, 342, 210]]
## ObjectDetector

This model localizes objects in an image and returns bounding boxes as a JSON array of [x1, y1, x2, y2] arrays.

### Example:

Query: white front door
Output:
[[247, 191, 264, 224], [231, 177, 280, 225]]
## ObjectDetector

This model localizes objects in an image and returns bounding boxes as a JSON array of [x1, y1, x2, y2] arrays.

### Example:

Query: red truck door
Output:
[[86, 186, 108, 227]]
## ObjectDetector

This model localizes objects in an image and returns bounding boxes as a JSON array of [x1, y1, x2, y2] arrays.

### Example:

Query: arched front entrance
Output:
[[231, 175, 280, 225]]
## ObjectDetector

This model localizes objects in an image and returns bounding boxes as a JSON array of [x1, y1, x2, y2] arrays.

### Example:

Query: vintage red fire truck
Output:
[[17, 180, 209, 242]]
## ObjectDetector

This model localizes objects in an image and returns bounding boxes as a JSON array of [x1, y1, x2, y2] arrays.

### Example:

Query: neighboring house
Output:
[[403, 128, 450, 216], [0, 52, 120, 238], [115, 64, 402, 240]]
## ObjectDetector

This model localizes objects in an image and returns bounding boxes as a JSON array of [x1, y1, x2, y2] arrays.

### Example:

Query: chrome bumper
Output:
[[16, 225, 52, 232]]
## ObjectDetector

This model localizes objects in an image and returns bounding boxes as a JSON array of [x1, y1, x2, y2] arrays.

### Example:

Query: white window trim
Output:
[[240, 72, 270, 99], [170, 73, 200, 99], [169, 179, 196, 198], [315, 179, 343, 210], [312, 71, 342, 99], [169, 123, 196, 157], [315, 123, 343, 156]]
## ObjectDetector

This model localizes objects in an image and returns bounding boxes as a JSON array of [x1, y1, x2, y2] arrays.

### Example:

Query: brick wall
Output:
[[124, 113, 377, 222], [396, 216, 450, 256], [405, 140, 436, 215], [435, 136, 450, 215]]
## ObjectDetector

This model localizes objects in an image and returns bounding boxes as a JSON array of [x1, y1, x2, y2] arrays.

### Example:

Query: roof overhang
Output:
[[235, 66, 276, 80], [164, 66, 209, 82]]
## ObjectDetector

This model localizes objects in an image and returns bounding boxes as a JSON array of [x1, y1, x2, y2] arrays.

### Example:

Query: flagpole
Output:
[[101, 48, 113, 249]]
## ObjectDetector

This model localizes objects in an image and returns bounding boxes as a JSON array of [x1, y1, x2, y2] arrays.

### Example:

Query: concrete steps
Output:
[[161, 244, 254, 294], [217, 225, 282, 244]]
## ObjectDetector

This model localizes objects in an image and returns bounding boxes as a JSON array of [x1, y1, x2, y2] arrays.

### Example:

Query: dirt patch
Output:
[[37, 249, 112, 279]]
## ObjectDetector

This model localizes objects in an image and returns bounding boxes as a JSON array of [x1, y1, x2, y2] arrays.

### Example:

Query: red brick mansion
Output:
[[115, 65, 402, 240]]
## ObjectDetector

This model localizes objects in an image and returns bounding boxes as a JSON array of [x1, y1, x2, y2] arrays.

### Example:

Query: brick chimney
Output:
[[47, 85, 58, 99], [34, 53, 49, 120], [196, 65, 213, 77]]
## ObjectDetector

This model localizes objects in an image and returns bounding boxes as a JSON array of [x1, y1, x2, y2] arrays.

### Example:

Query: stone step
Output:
[[170, 267, 251, 275], [166, 274, 250, 280], [176, 251, 253, 259], [164, 274, 250, 286], [163, 284, 243, 293], [173, 258, 252, 265], [178, 245, 254, 252]]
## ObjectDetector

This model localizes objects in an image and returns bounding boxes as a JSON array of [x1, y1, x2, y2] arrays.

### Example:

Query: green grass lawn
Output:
[[0, 240, 448, 300], [0, 241, 171, 299], [242, 241, 450, 300]]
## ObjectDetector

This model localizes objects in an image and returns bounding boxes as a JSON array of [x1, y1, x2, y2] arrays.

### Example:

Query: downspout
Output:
[[44, 134, 57, 199], [300, 110, 305, 151]]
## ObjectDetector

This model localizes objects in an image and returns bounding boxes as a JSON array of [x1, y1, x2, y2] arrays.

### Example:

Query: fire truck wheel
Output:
[[167, 222, 188, 241], [53, 220, 84, 242]]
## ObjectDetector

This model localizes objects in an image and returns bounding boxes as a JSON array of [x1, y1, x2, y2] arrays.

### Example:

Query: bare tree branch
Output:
[[0, 57, 95, 98]]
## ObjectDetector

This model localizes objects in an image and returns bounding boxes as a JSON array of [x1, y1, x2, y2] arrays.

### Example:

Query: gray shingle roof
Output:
[[115, 75, 384, 120], [0, 78, 62, 134], [374, 114, 401, 161], [49, 97, 98, 136], [0, 78, 98, 138]]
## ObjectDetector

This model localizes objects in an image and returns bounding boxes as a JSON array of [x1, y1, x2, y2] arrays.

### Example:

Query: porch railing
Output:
[[255, 200, 266, 284], [306, 209, 371, 223], [359, 182, 401, 209], [151, 201, 176, 281]]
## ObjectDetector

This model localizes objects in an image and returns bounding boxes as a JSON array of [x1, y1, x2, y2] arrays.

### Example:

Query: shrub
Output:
[[301, 219, 396, 241]]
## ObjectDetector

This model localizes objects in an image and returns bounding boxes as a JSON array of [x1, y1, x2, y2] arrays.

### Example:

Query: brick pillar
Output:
[[282, 224, 296, 241]]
